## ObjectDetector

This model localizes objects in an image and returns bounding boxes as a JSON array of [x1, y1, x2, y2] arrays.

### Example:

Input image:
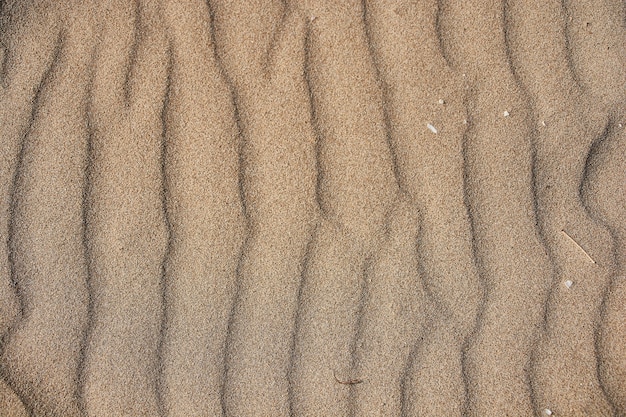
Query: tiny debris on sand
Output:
[[561, 230, 596, 264], [427, 123, 438, 134], [333, 370, 363, 385]]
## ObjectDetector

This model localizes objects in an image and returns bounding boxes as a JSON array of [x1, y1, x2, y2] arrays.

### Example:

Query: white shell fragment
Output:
[[544, 409, 553, 416], [619, 123, 623, 128], [438, 99, 445, 105], [541, 120, 546, 127], [427, 123, 438, 134], [503, 110, 510, 117], [565, 280, 573, 289]]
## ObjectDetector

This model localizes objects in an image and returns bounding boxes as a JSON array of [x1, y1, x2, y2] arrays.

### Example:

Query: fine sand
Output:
[[0, 1, 624, 416]]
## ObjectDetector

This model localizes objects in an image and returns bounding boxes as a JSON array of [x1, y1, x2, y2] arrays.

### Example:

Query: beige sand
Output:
[[0, 0, 624, 416]]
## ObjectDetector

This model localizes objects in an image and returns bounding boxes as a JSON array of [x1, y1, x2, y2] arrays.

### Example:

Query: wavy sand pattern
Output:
[[0, 1, 624, 416]]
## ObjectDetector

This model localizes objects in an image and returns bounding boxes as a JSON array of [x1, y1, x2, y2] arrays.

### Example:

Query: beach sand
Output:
[[0, 0, 624, 416]]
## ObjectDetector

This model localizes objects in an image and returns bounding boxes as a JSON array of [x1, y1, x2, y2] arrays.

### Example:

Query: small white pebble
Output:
[[503, 110, 510, 117], [427, 123, 438, 134], [310, 15, 317, 22], [565, 280, 573, 289], [541, 120, 546, 127], [463, 119, 468, 125], [462, 73, 466, 77], [544, 409, 553, 416], [619, 123, 623, 128], [438, 99, 445, 105]]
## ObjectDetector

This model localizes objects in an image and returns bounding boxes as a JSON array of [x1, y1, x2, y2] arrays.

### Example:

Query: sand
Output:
[[0, 0, 624, 416]]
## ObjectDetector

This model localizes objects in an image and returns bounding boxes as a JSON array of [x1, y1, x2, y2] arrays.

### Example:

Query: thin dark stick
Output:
[[333, 370, 363, 385]]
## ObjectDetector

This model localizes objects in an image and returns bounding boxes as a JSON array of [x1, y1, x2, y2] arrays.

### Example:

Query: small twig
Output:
[[561, 229, 596, 264], [333, 370, 363, 385]]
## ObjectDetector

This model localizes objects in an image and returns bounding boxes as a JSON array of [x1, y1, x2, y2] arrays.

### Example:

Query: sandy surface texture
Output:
[[0, 0, 624, 416]]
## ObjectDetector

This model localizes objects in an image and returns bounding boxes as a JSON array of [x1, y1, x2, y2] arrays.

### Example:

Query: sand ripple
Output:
[[0, 1, 624, 416]]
